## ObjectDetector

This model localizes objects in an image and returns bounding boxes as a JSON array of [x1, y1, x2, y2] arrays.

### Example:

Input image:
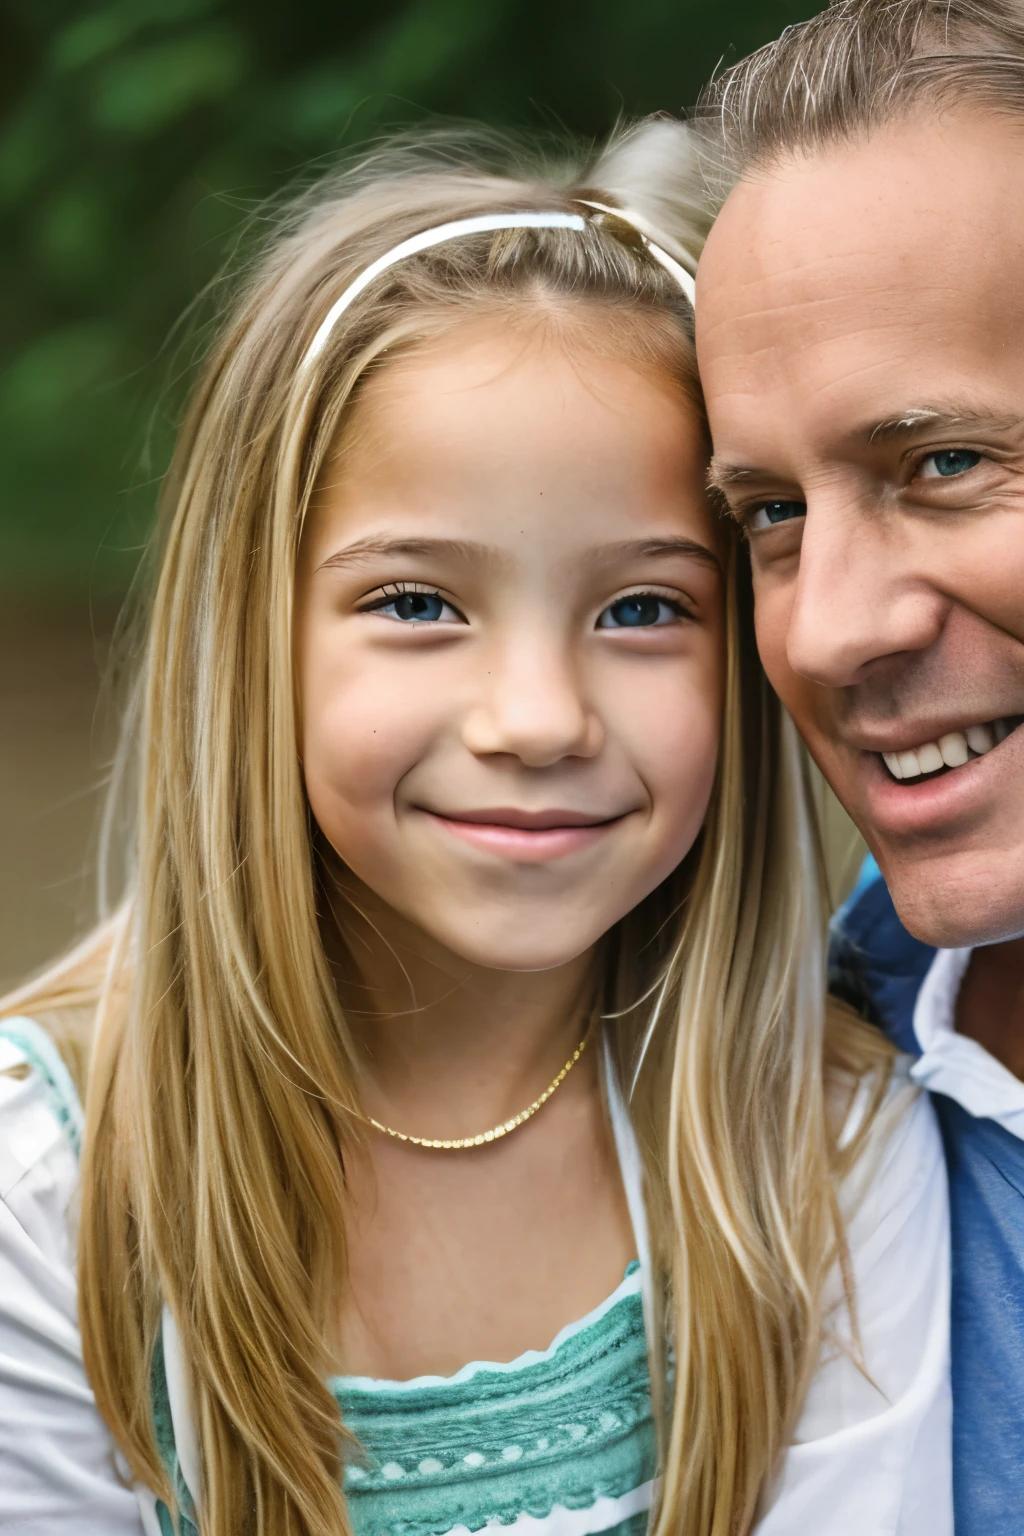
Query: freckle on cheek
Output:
[[307, 690, 426, 816]]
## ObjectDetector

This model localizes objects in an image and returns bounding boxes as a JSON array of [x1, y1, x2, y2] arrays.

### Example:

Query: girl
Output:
[[0, 126, 950, 1536]]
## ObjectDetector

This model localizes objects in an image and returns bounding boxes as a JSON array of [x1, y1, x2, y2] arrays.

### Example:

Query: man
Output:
[[694, 2, 1024, 1528]]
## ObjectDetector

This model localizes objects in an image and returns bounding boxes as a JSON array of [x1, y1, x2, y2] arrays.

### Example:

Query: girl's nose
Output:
[[461, 635, 603, 767]]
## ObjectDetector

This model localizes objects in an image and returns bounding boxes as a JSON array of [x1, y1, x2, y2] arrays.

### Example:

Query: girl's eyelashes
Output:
[[357, 584, 693, 629], [596, 591, 692, 629], [358, 583, 466, 624]]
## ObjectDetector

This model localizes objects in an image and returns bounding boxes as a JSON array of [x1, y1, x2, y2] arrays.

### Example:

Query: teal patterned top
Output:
[[150, 1261, 656, 1536], [335, 1260, 655, 1535]]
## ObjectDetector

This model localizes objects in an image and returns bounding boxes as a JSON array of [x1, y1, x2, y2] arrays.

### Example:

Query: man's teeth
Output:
[[883, 720, 1013, 781]]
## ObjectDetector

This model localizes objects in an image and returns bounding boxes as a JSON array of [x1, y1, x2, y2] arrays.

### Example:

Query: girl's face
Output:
[[296, 315, 724, 972]]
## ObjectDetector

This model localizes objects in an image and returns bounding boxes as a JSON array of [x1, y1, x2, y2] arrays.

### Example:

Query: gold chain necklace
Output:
[[365, 1026, 592, 1150]]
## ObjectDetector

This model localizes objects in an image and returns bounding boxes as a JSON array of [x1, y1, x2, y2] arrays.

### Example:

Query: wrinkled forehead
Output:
[[696, 114, 1024, 426]]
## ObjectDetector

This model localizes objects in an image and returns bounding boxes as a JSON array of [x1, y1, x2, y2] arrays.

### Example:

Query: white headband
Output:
[[300, 206, 696, 373]]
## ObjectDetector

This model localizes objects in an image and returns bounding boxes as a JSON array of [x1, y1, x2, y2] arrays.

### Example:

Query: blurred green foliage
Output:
[[0, 0, 816, 594]]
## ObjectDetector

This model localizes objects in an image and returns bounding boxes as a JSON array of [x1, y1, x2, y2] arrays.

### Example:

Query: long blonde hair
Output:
[[3, 123, 890, 1536]]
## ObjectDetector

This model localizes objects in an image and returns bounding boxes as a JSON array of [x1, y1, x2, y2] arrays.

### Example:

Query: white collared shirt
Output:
[[910, 946, 1024, 1138]]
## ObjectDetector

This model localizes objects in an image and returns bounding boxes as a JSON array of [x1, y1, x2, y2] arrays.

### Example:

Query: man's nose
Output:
[[461, 632, 603, 766], [785, 502, 947, 687]]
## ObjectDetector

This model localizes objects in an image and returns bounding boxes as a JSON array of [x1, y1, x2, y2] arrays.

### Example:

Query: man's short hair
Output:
[[699, 0, 1024, 184]]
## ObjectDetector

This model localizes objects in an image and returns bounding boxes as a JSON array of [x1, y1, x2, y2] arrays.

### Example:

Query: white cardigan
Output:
[[0, 1017, 952, 1535]]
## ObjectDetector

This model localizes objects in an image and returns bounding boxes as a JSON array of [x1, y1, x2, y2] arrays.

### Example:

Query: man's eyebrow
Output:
[[866, 406, 1021, 443], [705, 405, 1024, 505], [707, 459, 759, 495], [317, 536, 504, 572]]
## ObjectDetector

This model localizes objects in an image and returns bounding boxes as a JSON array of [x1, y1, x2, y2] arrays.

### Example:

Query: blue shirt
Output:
[[831, 863, 1024, 1534]]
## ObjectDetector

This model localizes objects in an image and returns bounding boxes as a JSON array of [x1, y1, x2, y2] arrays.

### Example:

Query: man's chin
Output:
[[875, 843, 1024, 949]]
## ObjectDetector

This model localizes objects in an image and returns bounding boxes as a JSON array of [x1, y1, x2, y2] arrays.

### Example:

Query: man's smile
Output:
[[852, 714, 1024, 843], [880, 716, 1024, 783]]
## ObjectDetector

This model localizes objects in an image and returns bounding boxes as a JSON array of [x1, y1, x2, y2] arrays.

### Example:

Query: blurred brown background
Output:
[[0, 602, 115, 988], [1, 0, 859, 991]]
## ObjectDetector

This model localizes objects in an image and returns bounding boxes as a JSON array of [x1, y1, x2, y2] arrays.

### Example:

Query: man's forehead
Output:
[[697, 114, 1024, 350], [696, 119, 1024, 472]]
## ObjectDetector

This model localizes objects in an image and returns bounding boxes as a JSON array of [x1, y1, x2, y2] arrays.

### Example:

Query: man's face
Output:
[[697, 113, 1024, 947]]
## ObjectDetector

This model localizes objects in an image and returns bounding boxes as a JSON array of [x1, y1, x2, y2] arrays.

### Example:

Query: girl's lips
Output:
[[420, 810, 623, 862]]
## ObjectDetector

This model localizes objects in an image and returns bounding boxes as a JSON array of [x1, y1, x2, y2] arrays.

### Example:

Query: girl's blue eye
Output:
[[365, 589, 460, 622], [597, 594, 681, 629], [391, 592, 444, 621], [748, 500, 806, 532], [919, 449, 981, 480]]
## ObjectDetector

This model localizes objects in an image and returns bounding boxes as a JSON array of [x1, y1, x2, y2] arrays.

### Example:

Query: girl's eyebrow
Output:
[[317, 536, 507, 572], [317, 533, 720, 574], [587, 536, 721, 571]]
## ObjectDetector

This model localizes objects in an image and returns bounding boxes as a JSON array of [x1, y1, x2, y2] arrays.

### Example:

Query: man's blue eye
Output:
[[920, 449, 981, 480], [749, 500, 806, 532], [598, 595, 679, 628]]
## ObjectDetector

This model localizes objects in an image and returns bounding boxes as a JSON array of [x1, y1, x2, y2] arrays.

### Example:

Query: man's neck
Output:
[[956, 936, 1024, 1080]]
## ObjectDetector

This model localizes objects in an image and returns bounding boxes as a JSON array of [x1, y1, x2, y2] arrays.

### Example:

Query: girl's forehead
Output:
[[337, 307, 700, 454], [334, 316, 702, 479], [306, 321, 715, 567]]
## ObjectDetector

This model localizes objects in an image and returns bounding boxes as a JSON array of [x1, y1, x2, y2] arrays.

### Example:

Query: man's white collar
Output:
[[911, 945, 1024, 1136]]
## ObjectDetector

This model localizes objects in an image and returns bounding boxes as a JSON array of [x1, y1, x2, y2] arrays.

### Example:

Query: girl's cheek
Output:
[[301, 661, 439, 816], [632, 663, 722, 846], [658, 708, 720, 822], [617, 641, 722, 756]]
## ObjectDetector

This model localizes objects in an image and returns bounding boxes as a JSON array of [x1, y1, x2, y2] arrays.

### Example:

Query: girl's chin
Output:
[[420, 922, 605, 975]]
